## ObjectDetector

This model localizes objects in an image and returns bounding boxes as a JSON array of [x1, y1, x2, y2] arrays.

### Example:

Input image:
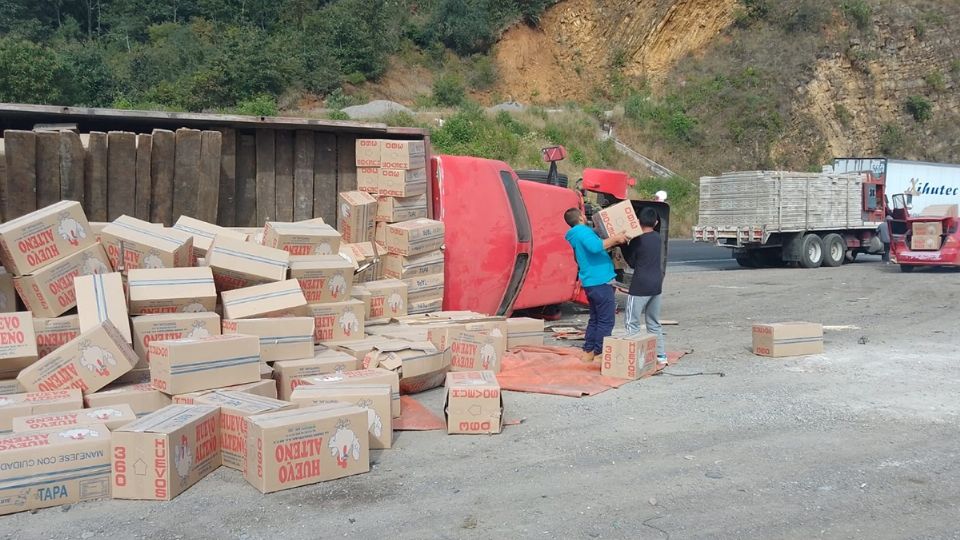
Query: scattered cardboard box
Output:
[[363, 279, 408, 321], [33, 315, 81, 359], [13, 242, 112, 318], [594, 200, 643, 240], [12, 403, 136, 431], [444, 371, 503, 435], [425, 323, 468, 352], [222, 317, 315, 362], [912, 221, 943, 236], [289, 256, 354, 304], [171, 379, 279, 404], [338, 191, 377, 244], [206, 235, 289, 291], [448, 330, 506, 373], [378, 168, 427, 198], [0, 267, 15, 312], [385, 219, 445, 256], [375, 222, 387, 249], [409, 298, 443, 315], [127, 267, 217, 315], [752, 322, 824, 358], [290, 384, 392, 449], [363, 340, 447, 394], [296, 368, 400, 417], [0, 200, 95, 276], [333, 336, 397, 362], [911, 235, 941, 251], [273, 350, 358, 401], [0, 379, 23, 395], [351, 285, 372, 318], [506, 317, 545, 348], [173, 216, 249, 258], [403, 273, 444, 303], [221, 279, 309, 320], [0, 389, 83, 432], [380, 140, 425, 170], [383, 250, 444, 279], [918, 204, 959, 218], [355, 139, 381, 167], [601, 335, 657, 379], [0, 312, 38, 379], [149, 334, 261, 395], [376, 194, 427, 223], [111, 404, 221, 501], [340, 242, 384, 283], [100, 215, 194, 270], [131, 312, 222, 368], [357, 167, 381, 194], [75, 273, 132, 344], [84, 381, 172, 416], [263, 222, 341, 257], [308, 300, 365, 344]]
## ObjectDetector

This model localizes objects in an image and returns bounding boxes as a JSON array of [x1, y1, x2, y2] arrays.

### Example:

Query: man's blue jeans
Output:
[[583, 284, 615, 354]]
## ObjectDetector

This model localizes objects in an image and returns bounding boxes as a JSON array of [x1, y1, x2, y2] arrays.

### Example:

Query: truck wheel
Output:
[[900, 265, 915, 273], [822, 234, 844, 267], [735, 253, 757, 268], [844, 250, 858, 263], [799, 234, 824, 269]]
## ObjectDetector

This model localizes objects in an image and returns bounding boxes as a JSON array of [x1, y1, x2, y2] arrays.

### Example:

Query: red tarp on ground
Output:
[[394, 395, 446, 431]]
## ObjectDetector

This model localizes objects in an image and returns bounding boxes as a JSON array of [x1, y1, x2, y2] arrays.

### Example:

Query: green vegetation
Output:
[[925, 71, 946, 93], [879, 123, 905, 155], [905, 96, 933, 122], [840, 1, 873, 31], [432, 74, 467, 107]]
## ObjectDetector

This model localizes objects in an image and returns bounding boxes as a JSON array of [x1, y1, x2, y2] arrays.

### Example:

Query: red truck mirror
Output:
[[541, 146, 567, 163]]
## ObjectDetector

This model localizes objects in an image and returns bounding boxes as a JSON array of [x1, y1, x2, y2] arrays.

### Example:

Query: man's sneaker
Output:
[[581, 351, 596, 363], [657, 355, 669, 366]]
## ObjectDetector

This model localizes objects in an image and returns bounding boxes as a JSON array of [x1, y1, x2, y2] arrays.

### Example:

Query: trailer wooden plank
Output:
[[149, 129, 175, 225], [59, 130, 85, 205], [84, 131, 108, 221], [313, 133, 337, 224], [0, 140, 7, 221], [216, 128, 237, 226], [336, 134, 357, 192], [275, 130, 294, 222], [106, 131, 136, 220], [198, 130, 222, 223], [235, 133, 257, 227], [173, 128, 202, 220], [35, 131, 61, 208], [134, 134, 152, 221], [3, 130, 37, 219], [256, 129, 276, 224], [293, 130, 314, 221]]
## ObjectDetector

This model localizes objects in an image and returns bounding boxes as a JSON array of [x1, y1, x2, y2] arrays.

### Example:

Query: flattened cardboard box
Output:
[[378, 168, 427, 198], [172, 379, 278, 404], [338, 191, 377, 244], [243, 403, 369, 493], [0, 267, 15, 312], [17, 321, 137, 395], [0, 423, 111, 516], [290, 256, 354, 304], [380, 140, 426, 170], [0, 200, 95, 276], [364, 278, 408, 321], [403, 272, 444, 303], [594, 200, 643, 240], [100, 215, 194, 271], [296, 368, 400, 417], [222, 317, 314, 362], [448, 330, 506, 373], [506, 317, 545, 348], [131, 312, 221, 368], [0, 312, 38, 379], [191, 390, 296, 471], [13, 242, 112, 318], [84, 382, 172, 416], [75, 273, 132, 344], [340, 242, 384, 283], [263, 222, 341, 257], [173, 216, 249, 258], [425, 323, 467, 353], [127, 267, 217, 315], [274, 351, 358, 401], [383, 250, 444, 279], [385, 219, 445, 257], [290, 384, 392, 449], [752, 322, 823, 358], [0, 379, 24, 395], [34, 315, 80, 359], [601, 335, 657, 380], [363, 340, 448, 395], [0, 389, 83, 432], [355, 138, 381, 167], [111, 404, 221, 501], [376, 194, 427, 223], [221, 279, 309, 320], [206, 235, 289, 291], [357, 167, 380, 194], [334, 336, 398, 362], [149, 334, 261, 395], [13, 403, 136, 432], [444, 371, 503, 435], [309, 300, 365, 344]]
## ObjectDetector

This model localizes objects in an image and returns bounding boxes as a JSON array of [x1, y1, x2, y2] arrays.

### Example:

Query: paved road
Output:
[[667, 239, 739, 272]]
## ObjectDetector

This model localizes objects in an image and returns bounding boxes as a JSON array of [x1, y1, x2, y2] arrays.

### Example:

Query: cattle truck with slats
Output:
[[693, 170, 886, 268]]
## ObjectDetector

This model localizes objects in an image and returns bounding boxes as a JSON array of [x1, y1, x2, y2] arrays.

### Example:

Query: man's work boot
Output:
[[581, 351, 596, 363]]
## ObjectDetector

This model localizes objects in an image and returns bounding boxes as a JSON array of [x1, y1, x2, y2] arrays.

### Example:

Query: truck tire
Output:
[[822, 234, 844, 267], [735, 253, 757, 268], [799, 234, 824, 269]]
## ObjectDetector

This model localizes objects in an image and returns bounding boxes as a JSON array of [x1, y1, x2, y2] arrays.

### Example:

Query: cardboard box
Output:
[[367, 324, 429, 341], [100, 215, 194, 271], [114, 367, 151, 385], [0, 312, 38, 378], [290, 384, 392, 449], [263, 222, 341, 257], [173, 216, 249, 258], [380, 140, 426, 170], [912, 221, 943, 236], [918, 204, 959, 218], [376, 194, 427, 223], [17, 321, 137, 395], [206, 235, 289, 291], [364, 279, 408, 321], [84, 381, 171, 416], [402, 273, 444, 303], [0, 389, 83, 432], [351, 285, 372, 318], [0, 379, 23, 395], [911, 235, 941, 251], [752, 322, 823, 357], [171, 379, 278, 404], [385, 219, 445, 256], [273, 350, 358, 401], [127, 267, 217, 315], [506, 317, 545, 348], [594, 200, 643, 240], [378, 168, 427, 198], [425, 323, 468, 352], [34, 315, 81, 359], [363, 340, 447, 394], [189, 390, 296, 471], [13, 243, 112, 318], [149, 334, 261, 395], [12, 403, 136, 432], [0, 267, 16, 312], [0, 423, 111, 516], [355, 139, 381, 167], [333, 336, 398, 362], [131, 312, 221, 368], [340, 242, 384, 283], [357, 167, 380, 194], [296, 368, 400, 417], [375, 222, 387, 249], [383, 250, 443, 279], [221, 279, 309, 320], [448, 330, 506, 373], [308, 300, 365, 344], [222, 317, 315, 362], [289, 256, 354, 304], [601, 335, 657, 379], [75, 273, 132, 344], [243, 403, 369, 493], [338, 191, 377, 244], [444, 371, 502, 435], [0, 200, 95, 276], [409, 298, 443, 315], [111, 404, 221, 500]]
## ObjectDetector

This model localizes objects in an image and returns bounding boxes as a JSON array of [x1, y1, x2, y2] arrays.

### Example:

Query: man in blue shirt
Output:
[[564, 208, 628, 363]]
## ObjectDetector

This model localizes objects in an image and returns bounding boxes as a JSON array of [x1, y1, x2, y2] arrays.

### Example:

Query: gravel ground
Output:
[[4, 260, 959, 539]]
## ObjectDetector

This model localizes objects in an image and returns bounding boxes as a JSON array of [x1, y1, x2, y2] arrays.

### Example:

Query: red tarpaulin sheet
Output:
[[497, 345, 688, 398], [394, 395, 446, 431]]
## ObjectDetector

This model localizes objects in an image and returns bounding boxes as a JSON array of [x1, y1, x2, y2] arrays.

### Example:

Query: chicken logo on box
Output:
[[57, 212, 88, 247], [79, 340, 118, 378], [340, 312, 360, 337], [86, 407, 124, 422], [329, 418, 361, 469], [80, 252, 110, 275], [357, 399, 383, 439], [175, 434, 194, 480], [59, 427, 100, 440]]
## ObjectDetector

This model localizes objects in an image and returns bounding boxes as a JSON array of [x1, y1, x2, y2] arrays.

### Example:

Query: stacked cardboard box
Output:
[[384, 219, 445, 314]]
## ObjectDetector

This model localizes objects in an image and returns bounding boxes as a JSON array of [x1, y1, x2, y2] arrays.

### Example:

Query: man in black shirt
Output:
[[622, 207, 667, 366]]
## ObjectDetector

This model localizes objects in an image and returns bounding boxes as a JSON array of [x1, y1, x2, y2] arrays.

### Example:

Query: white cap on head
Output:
[[655, 190, 668, 202]]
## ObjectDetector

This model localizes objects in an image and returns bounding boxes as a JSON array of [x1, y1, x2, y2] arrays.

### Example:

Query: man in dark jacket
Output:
[[622, 207, 667, 366]]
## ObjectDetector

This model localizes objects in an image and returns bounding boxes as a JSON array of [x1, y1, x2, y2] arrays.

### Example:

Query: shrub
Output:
[[234, 94, 279, 116], [878, 123, 904, 155], [841, 1, 872, 31], [905, 95, 932, 122], [925, 71, 946, 93], [834, 104, 853, 128], [467, 55, 497, 90], [433, 73, 466, 106], [783, 1, 829, 34], [327, 110, 350, 121]]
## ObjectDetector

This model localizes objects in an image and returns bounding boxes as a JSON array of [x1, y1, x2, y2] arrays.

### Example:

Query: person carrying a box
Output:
[[621, 207, 667, 367], [564, 208, 628, 363]]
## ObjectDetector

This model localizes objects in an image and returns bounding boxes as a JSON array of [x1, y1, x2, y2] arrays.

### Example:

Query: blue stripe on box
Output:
[[113, 221, 187, 245], [129, 279, 215, 287], [0, 463, 109, 485], [169, 355, 260, 374], [173, 225, 215, 239], [2, 468, 111, 490], [223, 289, 301, 306], [93, 274, 108, 322], [210, 247, 287, 267], [259, 335, 313, 344]]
